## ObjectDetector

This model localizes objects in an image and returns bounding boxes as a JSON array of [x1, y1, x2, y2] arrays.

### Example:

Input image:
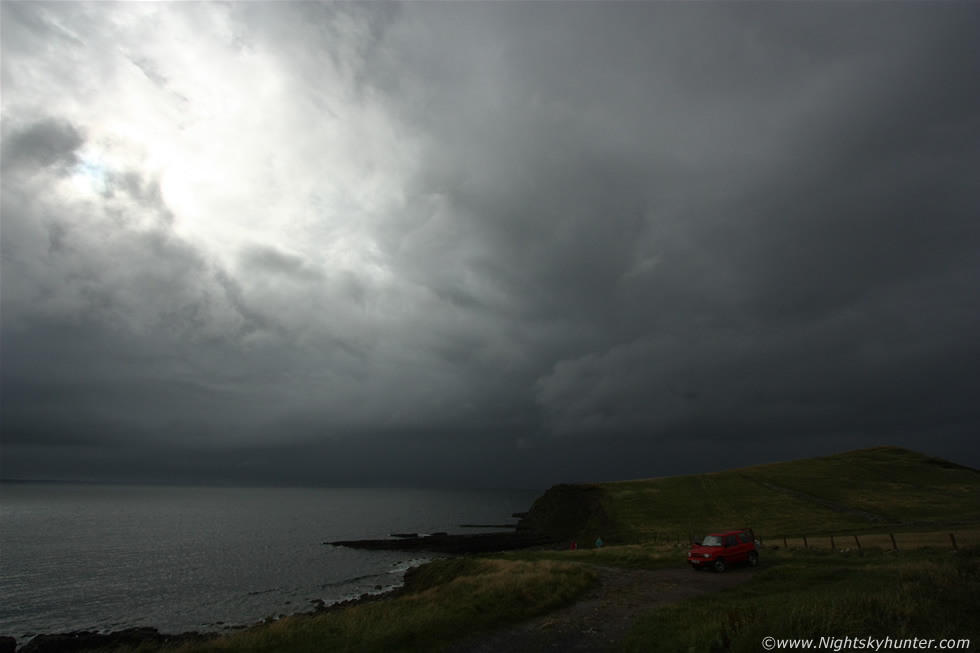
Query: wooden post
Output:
[[949, 533, 958, 551], [890, 533, 898, 550], [853, 535, 861, 550], [803, 535, 808, 548], [783, 535, 788, 548], [830, 535, 836, 550]]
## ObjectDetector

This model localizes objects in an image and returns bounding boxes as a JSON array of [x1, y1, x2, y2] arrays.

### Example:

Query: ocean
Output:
[[0, 482, 540, 640]]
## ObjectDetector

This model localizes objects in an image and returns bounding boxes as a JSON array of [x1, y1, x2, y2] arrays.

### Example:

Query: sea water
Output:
[[0, 482, 539, 639]]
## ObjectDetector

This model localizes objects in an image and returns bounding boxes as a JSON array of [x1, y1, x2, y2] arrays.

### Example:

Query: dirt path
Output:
[[445, 566, 757, 653]]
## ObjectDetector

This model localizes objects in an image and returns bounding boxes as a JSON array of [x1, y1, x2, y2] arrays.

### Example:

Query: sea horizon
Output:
[[1, 482, 540, 640], [0, 477, 547, 492]]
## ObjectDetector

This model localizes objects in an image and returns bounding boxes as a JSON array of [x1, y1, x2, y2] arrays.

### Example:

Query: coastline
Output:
[[10, 584, 406, 653], [1, 485, 542, 650], [12, 530, 557, 653]]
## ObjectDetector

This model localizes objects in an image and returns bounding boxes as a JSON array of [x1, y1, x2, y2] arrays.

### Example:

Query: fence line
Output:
[[679, 529, 976, 552], [758, 531, 971, 551]]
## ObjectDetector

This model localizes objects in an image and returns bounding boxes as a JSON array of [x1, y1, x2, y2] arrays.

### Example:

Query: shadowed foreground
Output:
[[445, 565, 757, 653]]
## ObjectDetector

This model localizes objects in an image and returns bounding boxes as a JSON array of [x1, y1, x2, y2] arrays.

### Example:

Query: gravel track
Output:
[[445, 565, 758, 653]]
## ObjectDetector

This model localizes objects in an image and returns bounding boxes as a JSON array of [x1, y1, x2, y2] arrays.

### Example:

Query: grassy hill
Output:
[[519, 446, 980, 543]]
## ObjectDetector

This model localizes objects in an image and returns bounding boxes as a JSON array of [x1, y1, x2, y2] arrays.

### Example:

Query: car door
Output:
[[737, 532, 753, 561], [724, 534, 743, 562]]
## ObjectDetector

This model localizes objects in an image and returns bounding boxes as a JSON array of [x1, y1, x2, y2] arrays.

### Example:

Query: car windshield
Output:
[[701, 535, 724, 547]]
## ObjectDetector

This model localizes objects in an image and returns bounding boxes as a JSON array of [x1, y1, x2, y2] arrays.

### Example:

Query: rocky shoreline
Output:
[[5, 627, 215, 653], [8, 521, 561, 652], [6, 495, 590, 653], [5, 585, 405, 653]]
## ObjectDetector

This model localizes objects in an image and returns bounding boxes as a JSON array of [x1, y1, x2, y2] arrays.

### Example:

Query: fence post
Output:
[[783, 536, 788, 548], [890, 533, 898, 550], [949, 533, 958, 551], [830, 535, 836, 550], [853, 535, 861, 550], [803, 535, 808, 548]]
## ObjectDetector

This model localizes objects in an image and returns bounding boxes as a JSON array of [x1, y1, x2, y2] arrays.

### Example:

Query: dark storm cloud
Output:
[[1, 118, 84, 172], [379, 2, 980, 463], [2, 2, 979, 487]]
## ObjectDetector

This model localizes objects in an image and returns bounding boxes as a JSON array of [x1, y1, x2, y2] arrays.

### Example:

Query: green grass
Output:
[[738, 446, 980, 528], [601, 471, 874, 542], [494, 541, 690, 570], [615, 546, 980, 653], [528, 447, 980, 544], [164, 558, 597, 653]]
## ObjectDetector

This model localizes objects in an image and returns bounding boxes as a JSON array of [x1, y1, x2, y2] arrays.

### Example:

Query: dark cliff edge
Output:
[[515, 483, 612, 541], [325, 482, 605, 554]]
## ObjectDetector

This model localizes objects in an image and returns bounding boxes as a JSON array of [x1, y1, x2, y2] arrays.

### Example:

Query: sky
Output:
[[2, 2, 979, 489]]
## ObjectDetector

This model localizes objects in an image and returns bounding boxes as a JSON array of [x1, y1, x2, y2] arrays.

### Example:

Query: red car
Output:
[[688, 529, 759, 572]]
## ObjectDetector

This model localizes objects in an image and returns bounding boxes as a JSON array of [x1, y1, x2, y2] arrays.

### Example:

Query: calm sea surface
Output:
[[0, 483, 539, 639]]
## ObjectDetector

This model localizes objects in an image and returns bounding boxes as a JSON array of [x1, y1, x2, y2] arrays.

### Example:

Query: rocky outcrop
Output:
[[327, 483, 611, 553], [325, 530, 557, 554], [514, 483, 613, 541], [16, 627, 216, 653]]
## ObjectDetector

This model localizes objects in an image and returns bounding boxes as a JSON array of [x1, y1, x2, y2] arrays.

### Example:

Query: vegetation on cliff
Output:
[[519, 446, 980, 544]]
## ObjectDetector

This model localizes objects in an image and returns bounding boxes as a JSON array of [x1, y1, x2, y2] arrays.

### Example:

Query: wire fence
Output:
[[646, 528, 980, 551], [754, 528, 980, 551]]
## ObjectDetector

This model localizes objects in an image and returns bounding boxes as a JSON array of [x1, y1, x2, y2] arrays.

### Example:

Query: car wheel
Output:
[[713, 558, 726, 572], [747, 551, 759, 567]]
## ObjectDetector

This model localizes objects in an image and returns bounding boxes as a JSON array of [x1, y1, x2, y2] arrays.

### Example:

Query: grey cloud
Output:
[[376, 2, 980, 456], [0, 135, 245, 345], [536, 260, 980, 443], [127, 56, 169, 89], [1, 118, 84, 172], [239, 245, 324, 282], [2, 2, 979, 485]]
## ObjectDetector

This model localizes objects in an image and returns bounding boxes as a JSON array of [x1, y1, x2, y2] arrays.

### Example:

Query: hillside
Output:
[[518, 446, 980, 543]]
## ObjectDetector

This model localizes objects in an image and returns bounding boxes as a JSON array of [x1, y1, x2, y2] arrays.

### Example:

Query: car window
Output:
[[738, 533, 751, 544], [701, 535, 723, 547], [725, 535, 737, 547]]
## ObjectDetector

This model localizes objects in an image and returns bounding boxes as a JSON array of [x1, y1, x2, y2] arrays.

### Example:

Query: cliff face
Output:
[[517, 484, 614, 542]]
